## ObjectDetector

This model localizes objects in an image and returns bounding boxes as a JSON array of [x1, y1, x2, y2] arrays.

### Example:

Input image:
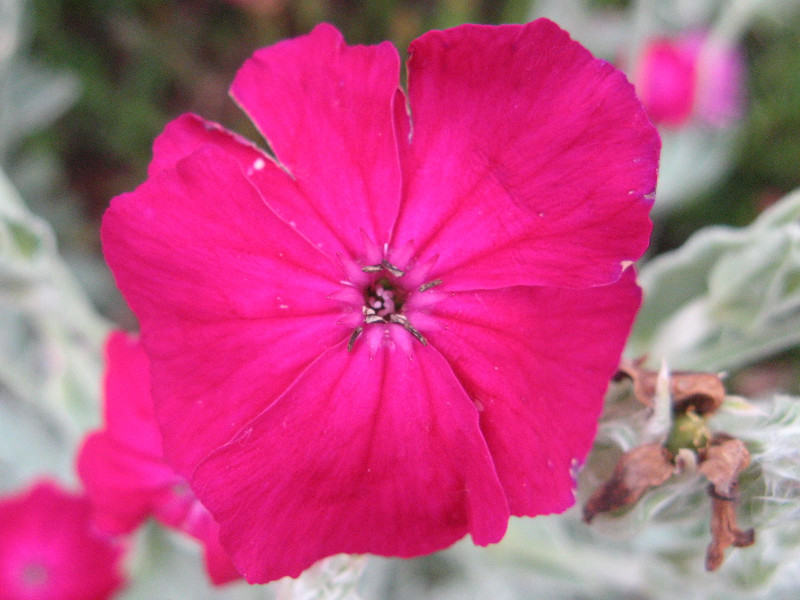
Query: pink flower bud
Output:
[[635, 32, 745, 128]]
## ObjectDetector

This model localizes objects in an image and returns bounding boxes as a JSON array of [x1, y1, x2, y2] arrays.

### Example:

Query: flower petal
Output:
[[78, 331, 180, 534], [102, 331, 163, 456], [147, 113, 269, 179], [180, 505, 241, 585], [231, 23, 403, 258], [424, 270, 642, 515], [392, 20, 659, 290], [191, 341, 508, 583], [77, 433, 178, 534], [81, 330, 241, 585], [102, 147, 348, 477], [148, 113, 370, 257], [203, 527, 242, 586]]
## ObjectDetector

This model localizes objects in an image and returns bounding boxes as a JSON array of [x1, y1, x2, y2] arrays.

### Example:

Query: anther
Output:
[[419, 279, 442, 293], [362, 306, 385, 324], [347, 327, 363, 352], [389, 314, 428, 346], [380, 260, 404, 277], [361, 260, 405, 277]]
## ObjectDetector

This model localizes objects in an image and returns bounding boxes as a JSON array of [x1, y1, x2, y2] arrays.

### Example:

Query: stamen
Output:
[[361, 260, 405, 277], [389, 314, 428, 346], [347, 327, 363, 352], [362, 306, 386, 324], [419, 279, 442, 293], [380, 260, 405, 277]]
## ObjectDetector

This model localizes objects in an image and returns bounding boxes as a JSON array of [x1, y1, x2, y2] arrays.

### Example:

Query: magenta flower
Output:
[[102, 20, 659, 582], [634, 32, 745, 128], [77, 331, 241, 586], [0, 480, 124, 600]]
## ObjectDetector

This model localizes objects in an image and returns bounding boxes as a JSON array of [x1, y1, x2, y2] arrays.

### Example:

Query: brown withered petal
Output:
[[669, 371, 726, 415], [583, 443, 674, 523], [706, 484, 755, 571], [698, 433, 751, 498], [614, 357, 657, 407], [615, 358, 725, 415]]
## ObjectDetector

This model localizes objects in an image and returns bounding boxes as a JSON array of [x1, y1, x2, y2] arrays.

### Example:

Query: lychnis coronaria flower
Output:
[[77, 331, 241, 586], [0, 480, 125, 600], [101, 20, 659, 582]]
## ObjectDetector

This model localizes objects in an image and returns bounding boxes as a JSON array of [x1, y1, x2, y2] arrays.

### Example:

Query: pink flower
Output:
[[634, 32, 745, 128], [0, 480, 124, 600], [77, 331, 241, 586], [101, 20, 659, 582]]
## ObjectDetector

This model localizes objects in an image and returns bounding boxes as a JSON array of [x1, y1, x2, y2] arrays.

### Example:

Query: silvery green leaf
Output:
[[0, 381, 74, 493], [653, 126, 740, 216], [0, 61, 80, 157], [0, 0, 79, 160], [630, 189, 800, 370], [276, 555, 367, 600], [117, 524, 273, 600], [0, 0, 21, 68], [708, 225, 800, 331], [0, 168, 107, 485]]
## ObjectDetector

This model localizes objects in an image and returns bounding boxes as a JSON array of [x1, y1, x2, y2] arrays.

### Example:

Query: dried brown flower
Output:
[[699, 433, 751, 498], [705, 484, 756, 571], [583, 443, 674, 523], [587, 361, 757, 571], [699, 433, 755, 570], [616, 358, 725, 415]]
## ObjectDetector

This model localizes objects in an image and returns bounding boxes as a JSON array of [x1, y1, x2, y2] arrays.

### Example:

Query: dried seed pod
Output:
[[666, 409, 711, 454]]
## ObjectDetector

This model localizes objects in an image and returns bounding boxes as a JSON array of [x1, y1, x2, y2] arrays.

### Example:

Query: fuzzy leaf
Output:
[[630, 189, 800, 370], [0, 169, 107, 487]]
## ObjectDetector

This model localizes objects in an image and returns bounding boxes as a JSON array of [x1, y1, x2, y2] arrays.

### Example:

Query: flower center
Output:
[[346, 259, 440, 352], [364, 278, 403, 320]]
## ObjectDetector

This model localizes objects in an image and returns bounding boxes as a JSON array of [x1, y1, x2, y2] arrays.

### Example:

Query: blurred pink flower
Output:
[[634, 32, 745, 128], [77, 331, 241, 586], [0, 480, 124, 600], [102, 20, 658, 582]]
